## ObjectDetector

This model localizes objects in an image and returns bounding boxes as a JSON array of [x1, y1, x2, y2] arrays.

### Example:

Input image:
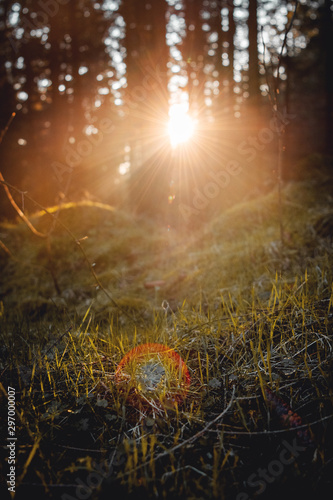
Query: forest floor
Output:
[[0, 155, 333, 500]]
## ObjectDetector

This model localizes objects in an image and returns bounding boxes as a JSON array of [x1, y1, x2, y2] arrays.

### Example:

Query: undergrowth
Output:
[[0, 172, 333, 499]]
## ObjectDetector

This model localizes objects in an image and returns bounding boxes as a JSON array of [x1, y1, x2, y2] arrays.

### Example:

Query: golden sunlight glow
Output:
[[168, 103, 195, 148]]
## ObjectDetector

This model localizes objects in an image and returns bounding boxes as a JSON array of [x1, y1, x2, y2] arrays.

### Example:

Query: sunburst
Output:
[[168, 102, 196, 148]]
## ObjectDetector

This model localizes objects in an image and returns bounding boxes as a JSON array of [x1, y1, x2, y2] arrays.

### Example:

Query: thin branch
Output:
[[0, 172, 48, 238], [261, 1, 299, 115], [0, 177, 134, 320], [118, 385, 236, 479], [260, 1, 299, 247], [212, 413, 333, 436], [0, 111, 137, 320], [0, 111, 15, 144], [275, 1, 299, 102], [261, 27, 276, 108], [0, 113, 48, 238], [0, 239, 13, 257]]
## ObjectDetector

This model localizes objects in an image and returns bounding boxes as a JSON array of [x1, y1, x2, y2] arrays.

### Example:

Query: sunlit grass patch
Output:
[[1, 175, 333, 498]]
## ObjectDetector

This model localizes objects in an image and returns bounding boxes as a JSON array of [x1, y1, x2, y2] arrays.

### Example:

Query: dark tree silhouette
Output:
[[121, 0, 169, 167], [121, 0, 170, 217], [1, 0, 332, 222], [183, 0, 206, 118], [248, 0, 260, 100], [322, 0, 333, 154]]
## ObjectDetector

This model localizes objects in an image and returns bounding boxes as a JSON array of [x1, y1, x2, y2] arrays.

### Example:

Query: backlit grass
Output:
[[0, 171, 333, 499]]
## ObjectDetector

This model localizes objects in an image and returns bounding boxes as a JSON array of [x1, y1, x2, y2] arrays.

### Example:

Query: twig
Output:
[[118, 385, 236, 478], [0, 111, 16, 144], [0, 171, 48, 238], [260, 1, 299, 246], [0, 239, 13, 257], [0, 110, 139, 317], [0, 113, 49, 238], [0, 177, 134, 320], [261, 2, 299, 113], [212, 413, 333, 436], [275, 2, 299, 99]]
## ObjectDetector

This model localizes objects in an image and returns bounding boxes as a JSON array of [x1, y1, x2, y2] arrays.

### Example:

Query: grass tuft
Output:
[[0, 174, 333, 499]]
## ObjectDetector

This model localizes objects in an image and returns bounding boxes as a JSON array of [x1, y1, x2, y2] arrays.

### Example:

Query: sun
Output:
[[168, 102, 195, 148]]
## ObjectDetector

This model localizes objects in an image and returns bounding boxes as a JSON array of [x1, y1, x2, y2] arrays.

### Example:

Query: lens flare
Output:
[[168, 103, 195, 148], [115, 343, 190, 410]]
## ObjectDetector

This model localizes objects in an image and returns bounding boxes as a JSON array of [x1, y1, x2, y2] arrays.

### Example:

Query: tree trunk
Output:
[[183, 0, 205, 118], [322, 0, 333, 154], [248, 0, 260, 100]]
